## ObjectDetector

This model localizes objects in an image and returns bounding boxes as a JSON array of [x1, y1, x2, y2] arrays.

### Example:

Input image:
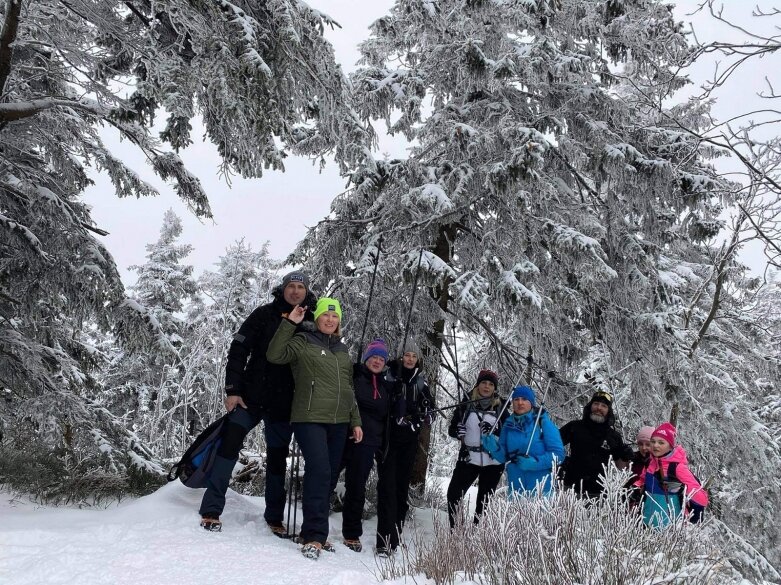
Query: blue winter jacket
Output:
[[482, 409, 565, 496]]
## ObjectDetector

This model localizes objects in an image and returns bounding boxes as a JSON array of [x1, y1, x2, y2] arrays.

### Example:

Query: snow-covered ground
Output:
[[0, 483, 456, 585]]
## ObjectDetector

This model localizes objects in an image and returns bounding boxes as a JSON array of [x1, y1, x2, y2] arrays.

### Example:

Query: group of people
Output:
[[197, 271, 435, 559], [196, 270, 709, 561]]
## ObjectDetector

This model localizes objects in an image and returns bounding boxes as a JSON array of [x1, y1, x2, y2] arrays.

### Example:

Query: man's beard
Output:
[[589, 413, 607, 424]]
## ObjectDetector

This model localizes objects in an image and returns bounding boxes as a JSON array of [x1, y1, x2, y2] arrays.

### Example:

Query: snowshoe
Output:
[[301, 542, 322, 560], [200, 517, 222, 532], [343, 539, 362, 552], [323, 540, 336, 553]]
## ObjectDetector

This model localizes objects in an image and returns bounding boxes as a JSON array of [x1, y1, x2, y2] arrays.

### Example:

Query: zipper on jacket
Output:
[[308, 380, 314, 411], [335, 349, 341, 423]]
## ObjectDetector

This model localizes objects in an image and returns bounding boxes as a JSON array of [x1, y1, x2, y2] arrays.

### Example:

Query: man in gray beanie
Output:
[[198, 270, 316, 533]]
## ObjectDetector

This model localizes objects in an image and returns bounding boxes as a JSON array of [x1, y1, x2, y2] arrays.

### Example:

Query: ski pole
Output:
[[400, 397, 487, 421], [285, 437, 296, 537], [357, 235, 383, 356], [560, 357, 641, 408], [399, 248, 424, 355], [610, 357, 642, 379], [525, 372, 555, 456], [452, 323, 462, 395], [292, 441, 300, 539]]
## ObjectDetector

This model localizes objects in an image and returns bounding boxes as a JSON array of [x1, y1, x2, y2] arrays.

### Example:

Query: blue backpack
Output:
[[167, 415, 227, 488]]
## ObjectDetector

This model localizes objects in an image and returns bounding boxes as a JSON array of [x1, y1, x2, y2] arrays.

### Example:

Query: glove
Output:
[[479, 420, 499, 436], [424, 410, 437, 426], [456, 423, 467, 439], [481, 435, 499, 457], [688, 502, 705, 524], [515, 456, 538, 471], [396, 417, 410, 427], [409, 420, 421, 432]]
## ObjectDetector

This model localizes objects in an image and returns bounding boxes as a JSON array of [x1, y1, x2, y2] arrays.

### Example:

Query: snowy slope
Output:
[[0, 483, 440, 585]]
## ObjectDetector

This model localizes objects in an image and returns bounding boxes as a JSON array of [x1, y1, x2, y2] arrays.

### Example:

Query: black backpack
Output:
[[167, 415, 228, 488], [664, 461, 706, 523]]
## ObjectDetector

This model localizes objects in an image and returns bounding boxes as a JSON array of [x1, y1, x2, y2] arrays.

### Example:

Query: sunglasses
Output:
[[594, 391, 613, 402]]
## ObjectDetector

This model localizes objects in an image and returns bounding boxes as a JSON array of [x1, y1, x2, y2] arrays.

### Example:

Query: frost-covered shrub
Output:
[[0, 434, 164, 506], [375, 470, 769, 584]]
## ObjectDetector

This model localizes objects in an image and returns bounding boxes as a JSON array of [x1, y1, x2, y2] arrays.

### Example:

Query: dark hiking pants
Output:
[[446, 460, 504, 528], [293, 422, 349, 545], [375, 440, 417, 550], [263, 418, 293, 526], [199, 407, 261, 518], [340, 440, 378, 540]]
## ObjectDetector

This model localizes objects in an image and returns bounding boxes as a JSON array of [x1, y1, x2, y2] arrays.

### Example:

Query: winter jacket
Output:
[[448, 392, 509, 466], [482, 409, 565, 496], [224, 287, 316, 420], [352, 363, 393, 447], [630, 451, 650, 485], [635, 445, 709, 508], [559, 399, 633, 495], [266, 319, 361, 427], [386, 360, 435, 444]]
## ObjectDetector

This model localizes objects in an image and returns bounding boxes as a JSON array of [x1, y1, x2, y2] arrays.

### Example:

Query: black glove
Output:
[[456, 423, 467, 439], [479, 420, 499, 436]]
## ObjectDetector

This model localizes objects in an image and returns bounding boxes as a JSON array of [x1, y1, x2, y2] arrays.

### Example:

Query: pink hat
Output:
[[651, 422, 676, 446], [636, 426, 654, 443]]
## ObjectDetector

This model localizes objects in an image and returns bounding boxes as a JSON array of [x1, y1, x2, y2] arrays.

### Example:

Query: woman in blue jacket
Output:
[[482, 385, 564, 497]]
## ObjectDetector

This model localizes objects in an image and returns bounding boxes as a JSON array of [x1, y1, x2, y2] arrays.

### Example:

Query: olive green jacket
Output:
[[266, 319, 361, 426]]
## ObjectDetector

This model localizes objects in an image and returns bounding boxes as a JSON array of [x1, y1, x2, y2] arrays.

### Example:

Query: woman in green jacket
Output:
[[267, 297, 362, 560]]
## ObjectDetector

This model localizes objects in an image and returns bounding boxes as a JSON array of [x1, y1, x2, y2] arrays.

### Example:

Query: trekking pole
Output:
[[452, 322, 462, 396], [609, 357, 642, 380], [357, 235, 383, 356], [404, 397, 487, 420], [399, 248, 424, 355], [560, 357, 641, 408], [285, 438, 296, 537], [292, 440, 301, 539], [285, 438, 301, 538], [525, 371, 556, 456]]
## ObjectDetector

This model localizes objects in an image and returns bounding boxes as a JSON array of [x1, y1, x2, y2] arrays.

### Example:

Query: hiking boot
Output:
[[266, 521, 287, 538], [343, 538, 362, 552], [323, 540, 336, 553], [301, 541, 322, 560], [375, 545, 396, 558], [200, 516, 222, 532]]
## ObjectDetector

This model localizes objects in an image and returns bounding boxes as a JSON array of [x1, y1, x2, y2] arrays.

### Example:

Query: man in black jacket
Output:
[[198, 271, 316, 532], [559, 390, 633, 498]]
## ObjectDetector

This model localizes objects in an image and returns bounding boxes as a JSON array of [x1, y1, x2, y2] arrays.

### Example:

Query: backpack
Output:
[[660, 461, 706, 523], [167, 415, 228, 488]]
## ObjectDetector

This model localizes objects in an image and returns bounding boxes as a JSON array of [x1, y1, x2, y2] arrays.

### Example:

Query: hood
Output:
[[581, 398, 616, 427]]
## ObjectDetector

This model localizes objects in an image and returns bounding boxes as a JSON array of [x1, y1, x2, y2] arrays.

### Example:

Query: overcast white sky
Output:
[[81, 1, 778, 287]]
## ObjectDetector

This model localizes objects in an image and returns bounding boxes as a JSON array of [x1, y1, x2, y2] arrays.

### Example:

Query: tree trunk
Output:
[[410, 223, 457, 488], [0, 0, 22, 96]]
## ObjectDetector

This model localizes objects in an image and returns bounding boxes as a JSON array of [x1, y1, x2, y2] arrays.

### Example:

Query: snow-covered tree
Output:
[[101, 210, 197, 454], [0, 0, 369, 497], [291, 0, 779, 567]]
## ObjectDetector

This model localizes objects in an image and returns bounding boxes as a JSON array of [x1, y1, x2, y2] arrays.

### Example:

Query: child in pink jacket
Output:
[[634, 423, 708, 527]]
